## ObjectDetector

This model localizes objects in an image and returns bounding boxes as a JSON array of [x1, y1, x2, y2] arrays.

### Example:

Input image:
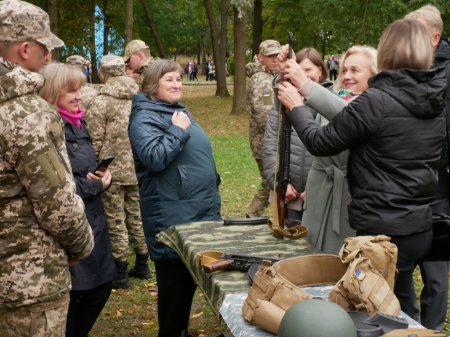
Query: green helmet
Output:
[[278, 299, 357, 337]]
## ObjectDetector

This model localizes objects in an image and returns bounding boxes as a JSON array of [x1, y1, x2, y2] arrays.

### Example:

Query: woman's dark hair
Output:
[[296, 48, 327, 83]]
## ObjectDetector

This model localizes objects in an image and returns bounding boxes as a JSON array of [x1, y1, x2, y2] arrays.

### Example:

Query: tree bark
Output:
[[231, 7, 247, 115], [88, 0, 99, 83], [203, 0, 229, 97], [46, 0, 60, 61], [140, 0, 167, 58], [252, 0, 263, 58], [103, 0, 111, 55], [124, 0, 133, 45]]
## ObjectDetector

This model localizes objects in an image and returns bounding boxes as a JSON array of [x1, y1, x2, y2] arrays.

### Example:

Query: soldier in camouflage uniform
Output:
[[123, 39, 154, 85], [66, 55, 98, 111], [86, 55, 150, 289], [0, 1, 94, 336], [246, 40, 281, 217]]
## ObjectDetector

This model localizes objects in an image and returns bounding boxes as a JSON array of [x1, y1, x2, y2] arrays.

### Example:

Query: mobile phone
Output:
[[93, 156, 115, 173]]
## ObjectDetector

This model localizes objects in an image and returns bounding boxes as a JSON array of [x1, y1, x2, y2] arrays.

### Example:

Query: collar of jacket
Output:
[[0, 59, 44, 103], [131, 93, 190, 119], [100, 75, 139, 99]]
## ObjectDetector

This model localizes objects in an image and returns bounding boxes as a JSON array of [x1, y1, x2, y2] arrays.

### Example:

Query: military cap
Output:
[[259, 39, 281, 56], [123, 39, 149, 62], [100, 55, 125, 77], [66, 55, 88, 66], [0, 0, 64, 50]]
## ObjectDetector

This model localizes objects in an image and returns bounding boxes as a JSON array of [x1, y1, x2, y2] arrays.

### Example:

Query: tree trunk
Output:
[[140, 0, 167, 58], [124, 0, 133, 45], [203, 0, 229, 97], [103, 0, 110, 55], [46, 0, 60, 61], [231, 7, 247, 115], [88, 0, 99, 83], [252, 0, 263, 58]]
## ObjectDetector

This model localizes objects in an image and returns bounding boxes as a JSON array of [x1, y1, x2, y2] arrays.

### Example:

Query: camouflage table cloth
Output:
[[156, 221, 316, 316]]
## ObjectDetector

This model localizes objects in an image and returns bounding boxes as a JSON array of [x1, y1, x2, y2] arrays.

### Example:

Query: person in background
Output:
[[278, 19, 446, 321], [40, 63, 116, 337], [0, 1, 94, 336], [263, 47, 330, 222], [66, 54, 98, 111], [405, 4, 449, 331], [246, 39, 281, 218], [298, 45, 377, 254], [123, 39, 154, 85], [129, 59, 221, 337], [86, 55, 151, 289], [327, 54, 339, 81], [191, 61, 199, 81]]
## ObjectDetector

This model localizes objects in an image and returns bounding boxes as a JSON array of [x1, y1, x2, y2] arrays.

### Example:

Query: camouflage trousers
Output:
[[102, 184, 147, 260], [247, 157, 270, 217], [0, 291, 69, 337]]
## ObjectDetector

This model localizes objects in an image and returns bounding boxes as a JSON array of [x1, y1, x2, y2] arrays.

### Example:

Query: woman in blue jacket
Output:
[[129, 59, 221, 337]]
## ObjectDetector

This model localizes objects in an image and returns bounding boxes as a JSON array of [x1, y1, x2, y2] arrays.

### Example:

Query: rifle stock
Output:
[[271, 32, 295, 231]]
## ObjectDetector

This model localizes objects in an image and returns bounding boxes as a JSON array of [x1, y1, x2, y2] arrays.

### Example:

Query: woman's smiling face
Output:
[[156, 71, 182, 104]]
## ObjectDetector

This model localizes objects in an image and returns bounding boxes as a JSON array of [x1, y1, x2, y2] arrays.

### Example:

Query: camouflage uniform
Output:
[[66, 55, 98, 111], [0, 2, 93, 336], [123, 39, 154, 86], [246, 40, 281, 217], [86, 55, 149, 287]]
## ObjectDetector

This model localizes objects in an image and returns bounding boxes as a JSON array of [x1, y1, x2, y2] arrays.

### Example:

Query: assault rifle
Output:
[[202, 253, 280, 273], [268, 33, 307, 239]]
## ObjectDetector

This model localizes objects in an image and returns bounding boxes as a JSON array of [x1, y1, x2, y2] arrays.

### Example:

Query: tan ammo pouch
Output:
[[329, 235, 401, 316], [381, 328, 447, 337], [242, 254, 347, 335]]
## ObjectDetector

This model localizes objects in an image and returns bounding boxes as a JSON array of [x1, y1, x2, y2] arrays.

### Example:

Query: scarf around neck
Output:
[[57, 106, 85, 128]]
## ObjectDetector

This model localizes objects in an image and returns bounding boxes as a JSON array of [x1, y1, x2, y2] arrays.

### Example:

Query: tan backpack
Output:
[[329, 235, 401, 316]]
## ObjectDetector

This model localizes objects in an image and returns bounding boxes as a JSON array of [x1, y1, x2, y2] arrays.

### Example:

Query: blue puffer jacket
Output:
[[129, 94, 221, 261]]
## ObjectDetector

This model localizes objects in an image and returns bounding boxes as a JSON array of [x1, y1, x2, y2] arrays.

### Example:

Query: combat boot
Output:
[[128, 252, 151, 280], [112, 259, 129, 289]]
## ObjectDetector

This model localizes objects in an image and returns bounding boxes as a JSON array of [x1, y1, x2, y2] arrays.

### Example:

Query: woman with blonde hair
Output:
[[40, 63, 115, 337], [278, 19, 446, 318]]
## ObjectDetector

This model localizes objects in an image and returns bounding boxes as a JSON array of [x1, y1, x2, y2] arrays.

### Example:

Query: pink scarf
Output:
[[57, 106, 85, 128]]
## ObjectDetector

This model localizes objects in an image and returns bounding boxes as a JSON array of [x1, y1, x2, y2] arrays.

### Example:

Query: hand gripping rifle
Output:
[[268, 32, 308, 240]]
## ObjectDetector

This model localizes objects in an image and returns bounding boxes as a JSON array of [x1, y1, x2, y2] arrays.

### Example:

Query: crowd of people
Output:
[[0, 1, 449, 337]]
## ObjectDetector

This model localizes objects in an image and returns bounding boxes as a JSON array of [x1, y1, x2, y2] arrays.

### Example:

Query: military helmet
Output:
[[278, 299, 357, 337]]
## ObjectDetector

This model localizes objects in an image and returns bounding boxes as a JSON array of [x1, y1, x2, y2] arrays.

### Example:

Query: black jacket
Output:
[[289, 67, 447, 236], [65, 121, 116, 290], [431, 37, 450, 204]]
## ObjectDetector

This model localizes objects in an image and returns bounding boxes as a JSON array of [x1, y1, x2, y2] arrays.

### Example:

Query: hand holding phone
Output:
[[93, 156, 115, 173]]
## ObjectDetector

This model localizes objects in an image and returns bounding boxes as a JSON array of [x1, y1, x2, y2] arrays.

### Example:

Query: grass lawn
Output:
[[90, 83, 449, 337]]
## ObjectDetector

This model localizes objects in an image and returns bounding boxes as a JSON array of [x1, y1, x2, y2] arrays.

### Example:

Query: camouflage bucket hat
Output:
[[123, 39, 149, 62], [100, 55, 125, 77], [66, 55, 88, 66], [0, 0, 64, 50], [259, 39, 281, 56]]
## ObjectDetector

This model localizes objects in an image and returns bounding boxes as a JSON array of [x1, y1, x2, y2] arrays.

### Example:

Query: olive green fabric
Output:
[[157, 221, 316, 316]]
